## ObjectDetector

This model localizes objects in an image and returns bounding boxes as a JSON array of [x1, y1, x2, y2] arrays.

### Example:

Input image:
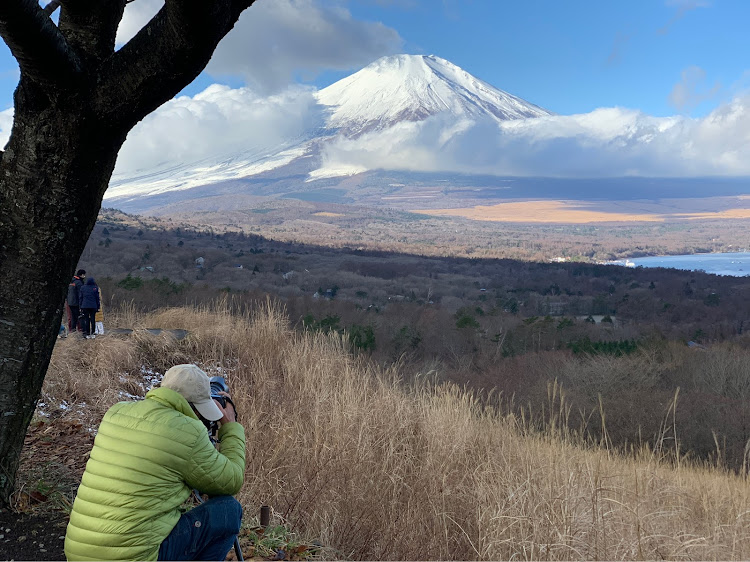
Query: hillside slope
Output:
[[27, 303, 750, 560]]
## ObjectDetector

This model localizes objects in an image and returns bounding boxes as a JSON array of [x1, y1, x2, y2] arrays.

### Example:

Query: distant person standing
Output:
[[67, 269, 85, 333], [79, 277, 100, 339]]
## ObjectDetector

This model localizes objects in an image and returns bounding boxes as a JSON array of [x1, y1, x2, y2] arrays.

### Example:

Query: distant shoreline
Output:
[[616, 250, 750, 277]]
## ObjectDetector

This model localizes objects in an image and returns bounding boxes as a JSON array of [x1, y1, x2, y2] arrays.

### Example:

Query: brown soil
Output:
[[0, 418, 94, 561], [0, 507, 68, 561]]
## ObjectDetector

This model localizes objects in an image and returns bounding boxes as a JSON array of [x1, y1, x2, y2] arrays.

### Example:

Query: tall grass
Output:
[[44, 300, 750, 560]]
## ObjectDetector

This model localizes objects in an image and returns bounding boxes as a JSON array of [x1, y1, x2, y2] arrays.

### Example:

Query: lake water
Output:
[[610, 252, 750, 277]]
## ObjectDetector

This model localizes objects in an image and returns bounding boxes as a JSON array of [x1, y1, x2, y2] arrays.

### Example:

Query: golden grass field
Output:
[[414, 200, 750, 224], [42, 301, 750, 560], [312, 212, 344, 217]]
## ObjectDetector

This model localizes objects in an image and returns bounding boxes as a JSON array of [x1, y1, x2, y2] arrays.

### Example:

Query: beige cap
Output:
[[161, 364, 223, 422]]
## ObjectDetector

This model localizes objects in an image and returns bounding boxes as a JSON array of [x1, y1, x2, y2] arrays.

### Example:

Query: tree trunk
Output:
[[0, 0, 256, 506], [0, 79, 125, 503]]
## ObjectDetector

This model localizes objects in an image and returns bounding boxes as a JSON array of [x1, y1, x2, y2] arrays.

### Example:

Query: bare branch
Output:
[[96, 0, 256, 127], [42, 1, 60, 17], [58, 0, 126, 64], [0, 0, 80, 86]]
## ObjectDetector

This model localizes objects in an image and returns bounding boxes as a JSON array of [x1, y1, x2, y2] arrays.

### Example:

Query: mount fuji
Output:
[[317, 54, 550, 137], [105, 54, 552, 212]]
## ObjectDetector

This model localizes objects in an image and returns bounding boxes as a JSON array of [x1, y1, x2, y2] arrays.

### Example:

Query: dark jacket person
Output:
[[64, 364, 246, 561], [66, 269, 85, 332], [78, 277, 100, 338]]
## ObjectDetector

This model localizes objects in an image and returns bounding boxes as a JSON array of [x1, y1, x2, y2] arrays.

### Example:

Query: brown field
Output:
[[694, 208, 750, 219], [415, 200, 750, 223], [312, 211, 344, 217]]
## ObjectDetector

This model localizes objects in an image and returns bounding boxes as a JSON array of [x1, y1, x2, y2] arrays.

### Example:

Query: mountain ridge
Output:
[[106, 54, 550, 206], [315, 54, 551, 137]]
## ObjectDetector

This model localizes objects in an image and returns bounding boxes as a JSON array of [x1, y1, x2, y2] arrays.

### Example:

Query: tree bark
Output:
[[0, 0, 256, 504], [0, 76, 126, 502]]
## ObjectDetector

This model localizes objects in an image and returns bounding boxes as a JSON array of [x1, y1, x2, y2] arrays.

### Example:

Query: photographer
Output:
[[64, 364, 246, 561]]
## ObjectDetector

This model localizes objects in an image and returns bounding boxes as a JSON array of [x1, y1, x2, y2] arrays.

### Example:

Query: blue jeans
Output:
[[158, 496, 242, 561]]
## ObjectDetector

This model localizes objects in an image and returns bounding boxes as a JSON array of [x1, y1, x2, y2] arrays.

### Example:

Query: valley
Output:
[[7, 3, 750, 560], [76, 209, 750, 472], [123, 198, 750, 262]]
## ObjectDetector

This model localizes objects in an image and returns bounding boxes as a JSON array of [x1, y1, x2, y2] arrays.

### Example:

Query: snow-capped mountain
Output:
[[105, 54, 550, 207], [316, 54, 551, 137]]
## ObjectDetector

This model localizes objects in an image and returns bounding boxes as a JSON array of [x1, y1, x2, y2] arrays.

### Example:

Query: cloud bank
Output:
[[316, 95, 750, 178], [3, 83, 750, 181], [101, 80, 750, 183], [114, 85, 323, 174], [206, 0, 404, 94], [114, 0, 403, 94]]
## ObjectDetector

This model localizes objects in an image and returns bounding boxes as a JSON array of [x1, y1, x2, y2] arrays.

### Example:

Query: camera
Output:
[[203, 376, 237, 435], [209, 376, 230, 407]]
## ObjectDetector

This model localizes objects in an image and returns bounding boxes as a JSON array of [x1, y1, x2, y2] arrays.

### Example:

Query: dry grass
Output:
[[43, 301, 750, 560]]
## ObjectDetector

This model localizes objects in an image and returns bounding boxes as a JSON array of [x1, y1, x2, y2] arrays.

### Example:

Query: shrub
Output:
[[117, 274, 143, 290], [392, 325, 422, 356], [567, 337, 638, 356], [348, 324, 376, 352], [302, 314, 341, 334], [455, 310, 480, 330]]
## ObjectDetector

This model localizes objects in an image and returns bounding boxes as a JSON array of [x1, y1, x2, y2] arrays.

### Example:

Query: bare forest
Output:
[[75, 210, 750, 472]]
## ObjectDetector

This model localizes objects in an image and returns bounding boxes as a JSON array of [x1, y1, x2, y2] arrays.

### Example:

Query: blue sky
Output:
[[324, 0, 749, 117], [2, 0, 746, 118]]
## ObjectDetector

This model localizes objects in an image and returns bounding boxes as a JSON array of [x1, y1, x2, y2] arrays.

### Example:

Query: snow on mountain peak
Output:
[[316, 54, 551, 136]]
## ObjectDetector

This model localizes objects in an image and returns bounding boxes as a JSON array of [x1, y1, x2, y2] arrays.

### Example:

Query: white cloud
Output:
[[4, 77, 750, 182], [0, 107, 13, 149], [116, 0, 163, 45], [114, 84, 323, 175], [605, 32, 631, 67], [4, 79, 743, 184], [669, 65, 721, 112], [207, 0, 403, 93], [111, 83, 750, 183], [659, 0, 711, 34], [316, 95, 750, 178], [113, 0, 402, 93]]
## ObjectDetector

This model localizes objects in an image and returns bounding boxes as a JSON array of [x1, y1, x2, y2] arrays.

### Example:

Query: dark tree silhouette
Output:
[[0, 0, 256, 504]]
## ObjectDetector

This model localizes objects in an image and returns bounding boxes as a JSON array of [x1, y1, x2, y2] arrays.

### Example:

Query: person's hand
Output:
[[214, 392, 236, 425]]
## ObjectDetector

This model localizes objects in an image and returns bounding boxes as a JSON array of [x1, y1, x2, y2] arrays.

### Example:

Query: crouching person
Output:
[[64, 364, 246, 561]]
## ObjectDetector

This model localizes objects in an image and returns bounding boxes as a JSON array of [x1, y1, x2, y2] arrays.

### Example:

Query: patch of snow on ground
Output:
[[140, 366, 163, 392]]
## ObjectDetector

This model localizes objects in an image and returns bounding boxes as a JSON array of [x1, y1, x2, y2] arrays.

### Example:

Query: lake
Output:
[[609, 252, 750, 277]]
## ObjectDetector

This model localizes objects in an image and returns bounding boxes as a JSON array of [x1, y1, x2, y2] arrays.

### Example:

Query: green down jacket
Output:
[[64, 386, 246, 561]]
